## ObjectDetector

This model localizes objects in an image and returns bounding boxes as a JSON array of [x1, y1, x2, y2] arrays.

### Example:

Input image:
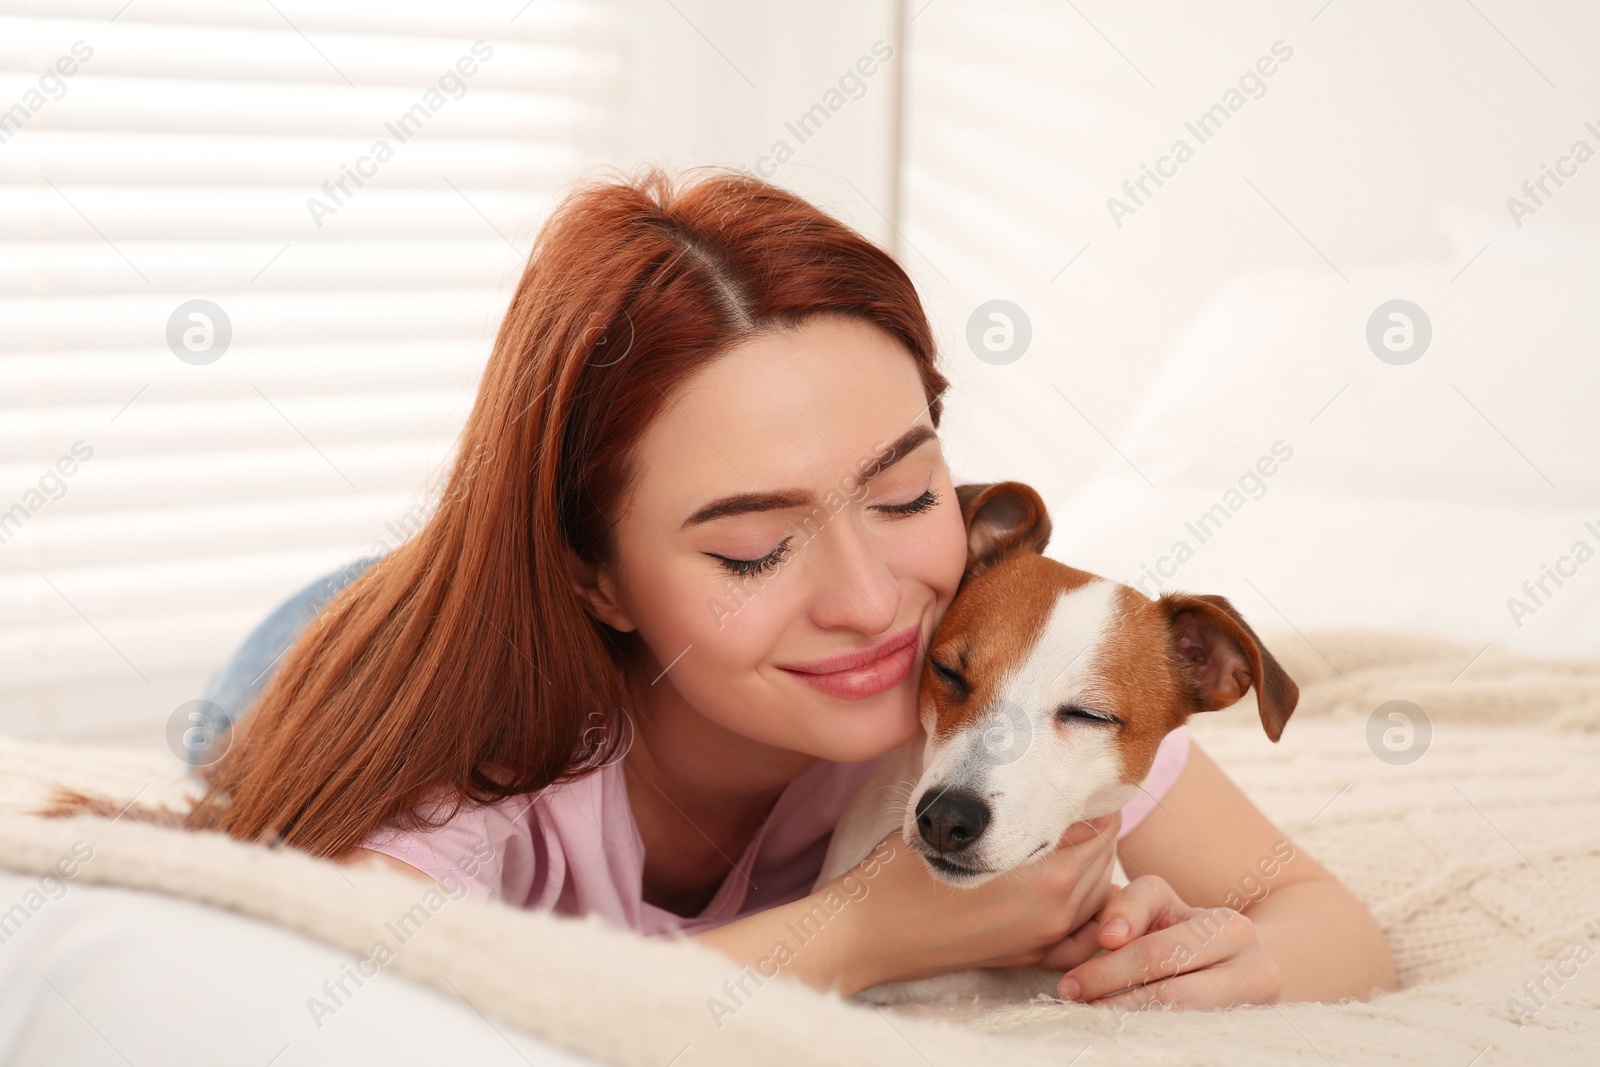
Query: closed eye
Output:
[[873, 487, 940, 517], [1056, 704, 1121, 726], [706, 537, 793, 577], [930, 659, 968, 698]]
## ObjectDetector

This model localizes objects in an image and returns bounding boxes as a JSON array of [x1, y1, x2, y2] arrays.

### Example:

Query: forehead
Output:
[[931, 554, 1179, 735], [929, 557, 1106, 731], [627, 316, 930, 514]]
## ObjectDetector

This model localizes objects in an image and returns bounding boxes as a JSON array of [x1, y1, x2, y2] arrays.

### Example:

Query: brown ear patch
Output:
[[1089, 583, 1197, 785], [1159, 592, 1299, 742], [955, 481, 1052, 579]]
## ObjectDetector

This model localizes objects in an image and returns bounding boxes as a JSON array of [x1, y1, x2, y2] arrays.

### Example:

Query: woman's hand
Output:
[[1057, 874, 1281, 1011], [839, 811, 1122, 988]]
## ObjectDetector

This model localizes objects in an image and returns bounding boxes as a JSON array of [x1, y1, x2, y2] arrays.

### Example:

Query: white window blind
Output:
[[0, 0, 622, 745]]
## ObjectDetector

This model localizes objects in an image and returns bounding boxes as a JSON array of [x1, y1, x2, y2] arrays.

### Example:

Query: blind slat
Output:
[[0, 440, 470, 512], [0, 340, 496, 400], [0, 189, 556, 241], [0, 16, 618, 90], [1, 387, 476, 453], [0, 132, 581, 188], [0, 75, 603, 138], [0, 0, 613, 44], [0, 240, 526, 295], [0, 491, 432, 574], [0, 290, 515, 350]]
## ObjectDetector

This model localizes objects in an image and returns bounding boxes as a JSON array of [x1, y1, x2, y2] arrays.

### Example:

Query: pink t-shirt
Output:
[[363, 726, 1190, 937]]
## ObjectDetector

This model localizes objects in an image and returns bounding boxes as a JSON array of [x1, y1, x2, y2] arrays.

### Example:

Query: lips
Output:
[[778, 623, 921, 700], [783, 623, 920, 674]]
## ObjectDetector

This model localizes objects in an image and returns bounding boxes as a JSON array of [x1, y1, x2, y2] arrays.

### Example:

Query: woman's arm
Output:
[[687, 871, 884, 994], [352, 824, 1121, 996], [1062, 740, 1396, 1007]]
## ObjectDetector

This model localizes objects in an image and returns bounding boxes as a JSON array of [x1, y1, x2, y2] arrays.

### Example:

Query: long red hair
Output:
[[91, 168, 949, 857]]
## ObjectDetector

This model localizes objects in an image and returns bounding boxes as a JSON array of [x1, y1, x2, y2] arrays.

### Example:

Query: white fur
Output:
[[817, 580, 1140, 1004]]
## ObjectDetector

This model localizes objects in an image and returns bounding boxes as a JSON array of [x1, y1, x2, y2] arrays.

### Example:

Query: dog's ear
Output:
[[1159, 592, 1298, 742], [955, 482, 1052, 578]]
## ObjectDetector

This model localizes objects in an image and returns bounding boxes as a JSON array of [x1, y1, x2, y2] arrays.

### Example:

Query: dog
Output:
[[815, 481, 1298, 1004]]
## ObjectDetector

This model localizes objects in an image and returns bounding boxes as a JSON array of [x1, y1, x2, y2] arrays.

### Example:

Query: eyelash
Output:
[[874, 487, 940, 516], [707, 488, 942, 576]]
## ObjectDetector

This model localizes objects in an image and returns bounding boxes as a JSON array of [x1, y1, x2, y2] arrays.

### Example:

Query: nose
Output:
[[804, 514, 901, 635], [914, 789, 990, 854]]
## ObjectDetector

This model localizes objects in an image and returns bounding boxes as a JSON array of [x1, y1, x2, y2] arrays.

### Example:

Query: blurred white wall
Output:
[[612, 0, 902, 248], [895, 0, 1600, 492]]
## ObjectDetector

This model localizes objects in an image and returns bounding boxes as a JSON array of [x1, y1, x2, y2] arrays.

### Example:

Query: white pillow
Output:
[[1046, 263, 1600, 661], [1106, 264, 1599, 508]]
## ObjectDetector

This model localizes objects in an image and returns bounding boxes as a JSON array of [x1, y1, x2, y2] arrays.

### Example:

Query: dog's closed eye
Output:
[[930, 659, 969, 699], [1055, 704, 1120, 727]]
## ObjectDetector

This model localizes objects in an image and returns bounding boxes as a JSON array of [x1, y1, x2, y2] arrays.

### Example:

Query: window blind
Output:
[[0, 0, 622, 745]]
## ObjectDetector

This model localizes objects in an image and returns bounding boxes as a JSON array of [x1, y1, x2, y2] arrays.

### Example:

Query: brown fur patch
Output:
[[1094, 585, 1191, 783], [924, 555, 1192, 785], [925, 552, 1097, 742], [924, 484, 1297, 795]]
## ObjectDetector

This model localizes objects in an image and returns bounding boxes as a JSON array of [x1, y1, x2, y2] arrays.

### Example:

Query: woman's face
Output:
[[596, 315, 968, 763]]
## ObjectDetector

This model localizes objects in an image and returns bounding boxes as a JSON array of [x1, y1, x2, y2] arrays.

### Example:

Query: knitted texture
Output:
[[2, 628, 1597, 1065]]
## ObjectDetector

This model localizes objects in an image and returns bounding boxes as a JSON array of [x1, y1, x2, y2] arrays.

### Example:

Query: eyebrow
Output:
[[680, 424, 937, 529]]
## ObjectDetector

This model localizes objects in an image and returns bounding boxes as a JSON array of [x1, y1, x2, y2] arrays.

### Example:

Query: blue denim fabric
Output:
[[191, 555, 381, 769]]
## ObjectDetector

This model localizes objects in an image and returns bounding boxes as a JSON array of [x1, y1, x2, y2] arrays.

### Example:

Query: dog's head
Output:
[[905, 481, 1298, 884]]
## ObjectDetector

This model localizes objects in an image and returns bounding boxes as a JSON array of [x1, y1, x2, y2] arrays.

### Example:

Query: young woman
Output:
[[175, 168, 1395, 1009]]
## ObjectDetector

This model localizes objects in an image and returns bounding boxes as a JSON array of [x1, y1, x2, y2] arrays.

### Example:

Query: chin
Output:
[[812, 692, 921, 763]]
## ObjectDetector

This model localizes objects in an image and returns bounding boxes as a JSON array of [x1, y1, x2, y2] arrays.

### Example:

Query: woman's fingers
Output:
[[1084, 958, 1278, 1012], [1037, 917, 1106, 971], [1055, 811, 1118, 849], [973, 840, 1114, 970], [1091, 874, 1186, 949], [1038, 816, 1118, 885], [1079, 845, 1119, 910], [1060, 905, 1253, 1003], [863, 810, 1130, 980], [1037, 826, 1116, 914], [1018, 813, 1121, 971], [1063, 834, 1117, 910], [1019, 825, 1118, 968]]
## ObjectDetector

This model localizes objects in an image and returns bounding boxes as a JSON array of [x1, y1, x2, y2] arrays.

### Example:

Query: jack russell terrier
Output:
[[815, 481, 1298, 1004]]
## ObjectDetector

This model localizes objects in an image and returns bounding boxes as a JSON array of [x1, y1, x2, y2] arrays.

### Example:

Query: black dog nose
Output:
[[915, 789, 990, 854]]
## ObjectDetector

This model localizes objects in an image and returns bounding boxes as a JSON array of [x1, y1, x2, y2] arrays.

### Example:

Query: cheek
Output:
[[622, 552, 795, 676], [1063, 733, 1141, 813], [913, 498, 968, 610], [626, 561, 818, 744], [942, 522, 968, 589]]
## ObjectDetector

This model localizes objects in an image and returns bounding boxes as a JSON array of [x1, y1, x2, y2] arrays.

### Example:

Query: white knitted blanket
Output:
[[2, 629, 1598, 1066]]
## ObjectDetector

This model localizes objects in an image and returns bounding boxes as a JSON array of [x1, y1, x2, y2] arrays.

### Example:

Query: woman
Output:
[[176, 168, 1395, 1009]]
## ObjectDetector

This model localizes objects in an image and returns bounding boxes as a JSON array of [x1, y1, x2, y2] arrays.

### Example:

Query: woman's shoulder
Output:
[[360, 765, 618, 906], [1116, 724, 1191, 840]]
